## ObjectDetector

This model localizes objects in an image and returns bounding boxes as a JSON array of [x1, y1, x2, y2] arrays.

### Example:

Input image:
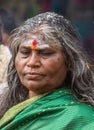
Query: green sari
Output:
[[0, 88, 94, 130]]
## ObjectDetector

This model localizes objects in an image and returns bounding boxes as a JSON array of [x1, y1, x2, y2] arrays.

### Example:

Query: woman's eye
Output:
[[39, 51, 54, 56], [21, 51, 30, 55], [20, 50, 30, 57]]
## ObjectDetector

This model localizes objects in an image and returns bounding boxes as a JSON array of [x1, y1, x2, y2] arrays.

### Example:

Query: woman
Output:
[[0, 12, 94, 130]]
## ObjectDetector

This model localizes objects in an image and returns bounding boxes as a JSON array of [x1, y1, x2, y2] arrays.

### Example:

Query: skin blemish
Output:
[[57, 58, 61, 61]]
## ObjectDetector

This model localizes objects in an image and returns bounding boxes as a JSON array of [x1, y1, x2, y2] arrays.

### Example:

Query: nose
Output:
[[27, 51, 41, 67]]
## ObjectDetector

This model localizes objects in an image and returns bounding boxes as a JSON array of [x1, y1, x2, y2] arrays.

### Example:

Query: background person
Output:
[[0, 8, 18, 47], [0, 8, 17, 105], [0, 8, 18, 82], [0, 8, 17, 83], [0, 19, 10, 104], [0, 12, 94, 129]]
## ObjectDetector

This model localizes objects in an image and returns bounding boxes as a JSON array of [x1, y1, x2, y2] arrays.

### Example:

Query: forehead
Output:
[[19, 34, 51, 50], [20, 34, 46, 46], [19, 33, 63, 50]]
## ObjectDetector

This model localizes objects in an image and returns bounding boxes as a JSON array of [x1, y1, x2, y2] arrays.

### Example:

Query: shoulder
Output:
[[70, 103, 94, 130], [35, 91, 94, 130], [69, 102, 94, 118], [47, 89, 94, 120]]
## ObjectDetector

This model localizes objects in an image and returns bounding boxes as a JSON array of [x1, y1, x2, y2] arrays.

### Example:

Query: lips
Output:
[[25, 72, 45, 80]]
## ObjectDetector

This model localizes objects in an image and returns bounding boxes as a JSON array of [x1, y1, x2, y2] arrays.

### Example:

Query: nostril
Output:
[[27, 57, 41, 67], [27, 61, 41, 67]]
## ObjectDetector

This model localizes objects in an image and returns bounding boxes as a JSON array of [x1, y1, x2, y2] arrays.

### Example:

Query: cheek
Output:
[[15, 55, 23, 75], [45, 56, 66, 75], [15, 55, 20, 69], [52, 57, 67, 84], [55, 57, 66, 75], [44, 56, 67, 87]]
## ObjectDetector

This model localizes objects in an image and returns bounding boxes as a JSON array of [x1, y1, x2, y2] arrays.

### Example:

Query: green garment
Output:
[[0, 88, 94, 130]]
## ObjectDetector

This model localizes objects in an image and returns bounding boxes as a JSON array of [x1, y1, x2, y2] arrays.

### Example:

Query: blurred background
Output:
[[0, 0, 94, 58]]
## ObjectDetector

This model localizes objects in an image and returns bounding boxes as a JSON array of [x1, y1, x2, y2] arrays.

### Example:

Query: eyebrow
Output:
[[19, 45, 52, 52], [20, 43, 50, 49], [19, 45, 31, 51], [20, 44, 31, 47]]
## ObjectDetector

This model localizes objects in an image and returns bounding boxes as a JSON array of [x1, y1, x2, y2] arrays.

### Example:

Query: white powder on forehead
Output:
[[22, 39, 50, 49]]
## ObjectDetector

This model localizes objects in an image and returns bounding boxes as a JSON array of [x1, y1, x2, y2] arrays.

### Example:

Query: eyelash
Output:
[[39, 51, 55, 56], [20, 50, 30, 56], [20, 50, 55, 58]]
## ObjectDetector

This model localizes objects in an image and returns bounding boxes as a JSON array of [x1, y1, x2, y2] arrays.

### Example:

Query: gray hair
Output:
[[1, 12, 94, 118]]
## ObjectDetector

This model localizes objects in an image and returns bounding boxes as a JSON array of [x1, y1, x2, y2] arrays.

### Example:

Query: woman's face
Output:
[[15, 35, 67, 96]]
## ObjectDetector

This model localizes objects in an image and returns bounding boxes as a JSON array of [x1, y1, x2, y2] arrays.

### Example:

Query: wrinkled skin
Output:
[[15, 35, 67, 97]]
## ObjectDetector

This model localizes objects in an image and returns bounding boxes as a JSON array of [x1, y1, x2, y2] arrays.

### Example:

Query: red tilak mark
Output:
[[32, 40, 38, 47]]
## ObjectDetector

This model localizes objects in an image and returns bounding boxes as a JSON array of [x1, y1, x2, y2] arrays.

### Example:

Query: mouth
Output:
[[25, 72, 45, 80]]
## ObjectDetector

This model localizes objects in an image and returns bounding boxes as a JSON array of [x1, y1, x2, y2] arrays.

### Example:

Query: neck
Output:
[[29, 90, 39, 98]]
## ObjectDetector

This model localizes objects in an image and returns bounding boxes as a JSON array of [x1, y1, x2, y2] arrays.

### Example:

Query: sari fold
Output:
[[0, 88, 94, 130]]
